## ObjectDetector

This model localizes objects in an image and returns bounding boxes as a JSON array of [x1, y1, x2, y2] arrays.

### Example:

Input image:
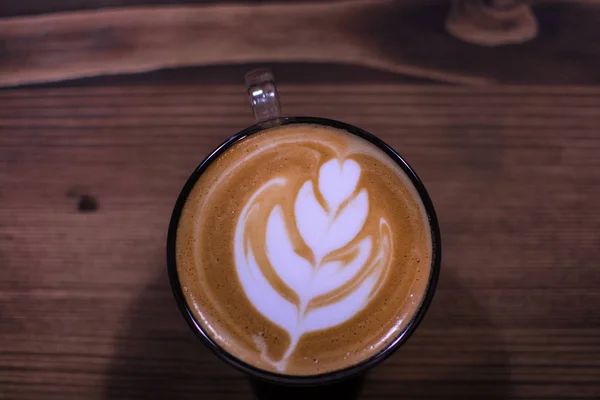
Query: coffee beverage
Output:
[[175, 123, 432, 375]]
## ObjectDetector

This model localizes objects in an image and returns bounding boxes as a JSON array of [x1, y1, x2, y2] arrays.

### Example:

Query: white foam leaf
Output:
[[234, 178, 298, 334], [302, 275, 378, 333], [294, 180, 328, 259], [266, 205, 313, 295], [319, 159, 361, 213], [241, 246, 297, 334], [312, 237, 372, 298], [321, 189, 369, 257]]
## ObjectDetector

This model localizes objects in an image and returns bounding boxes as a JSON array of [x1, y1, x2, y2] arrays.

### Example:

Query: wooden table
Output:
[[1, 1, 600, 399]]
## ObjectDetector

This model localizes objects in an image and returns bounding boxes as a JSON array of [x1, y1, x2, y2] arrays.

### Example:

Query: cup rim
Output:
[[166, 116, 442, 385]]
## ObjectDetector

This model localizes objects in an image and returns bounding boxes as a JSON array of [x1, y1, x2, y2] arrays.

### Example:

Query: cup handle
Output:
[[245, 69, 283, 124]]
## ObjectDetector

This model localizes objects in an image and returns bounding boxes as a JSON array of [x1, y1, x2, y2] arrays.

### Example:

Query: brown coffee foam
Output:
[[176, 124, 432, 375]]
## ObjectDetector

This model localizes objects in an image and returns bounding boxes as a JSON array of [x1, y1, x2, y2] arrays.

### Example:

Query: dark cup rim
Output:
[[166, 116, 442, 386]]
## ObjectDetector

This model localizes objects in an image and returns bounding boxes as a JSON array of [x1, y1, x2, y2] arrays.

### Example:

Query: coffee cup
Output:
[[167, 69, 441, 385]]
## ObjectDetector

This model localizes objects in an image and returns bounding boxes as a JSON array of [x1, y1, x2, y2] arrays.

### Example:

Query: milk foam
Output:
[[176, 123, 433, 375], [234, 159, 392, 371]]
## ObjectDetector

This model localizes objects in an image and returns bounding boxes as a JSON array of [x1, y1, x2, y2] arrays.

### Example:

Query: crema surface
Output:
[[176, 124, 432, 375]]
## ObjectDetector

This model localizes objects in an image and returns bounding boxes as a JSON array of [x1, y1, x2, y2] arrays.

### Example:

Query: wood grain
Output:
[[1, 83, 599, 399], [2, 0, 600, 87], [0, 0, 486, 88]]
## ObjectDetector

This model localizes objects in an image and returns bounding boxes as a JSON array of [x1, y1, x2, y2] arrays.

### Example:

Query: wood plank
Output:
[[2, 0, 600, 87], [1, 83, 599, 399], [0, 0, 351, 18], [0, 1, 486, 88]]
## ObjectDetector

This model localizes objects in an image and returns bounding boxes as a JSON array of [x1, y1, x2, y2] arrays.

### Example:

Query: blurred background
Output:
[[1, 1, 599, 399]]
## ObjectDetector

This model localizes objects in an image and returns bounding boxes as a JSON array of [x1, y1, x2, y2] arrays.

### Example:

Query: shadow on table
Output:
[[103, 268, 251, 399], [251, 267, 510, 400], [104, 266, 508, 400], [250, 374, 366, 400], [351, 266, 511, 400]]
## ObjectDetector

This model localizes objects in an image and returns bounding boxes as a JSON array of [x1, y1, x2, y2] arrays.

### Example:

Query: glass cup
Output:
[[167, 69, 441, 385]]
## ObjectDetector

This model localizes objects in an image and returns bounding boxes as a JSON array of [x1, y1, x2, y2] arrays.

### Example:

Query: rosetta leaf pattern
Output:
[[234, 159, 391, 372]]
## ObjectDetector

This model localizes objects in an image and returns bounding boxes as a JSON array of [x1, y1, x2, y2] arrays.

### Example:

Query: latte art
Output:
[[235, 159, 392, 371], [176, 124, 432, 375]]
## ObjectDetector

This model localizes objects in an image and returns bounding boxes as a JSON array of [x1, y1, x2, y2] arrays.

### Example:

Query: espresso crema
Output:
[[176, 124, 432, 375]]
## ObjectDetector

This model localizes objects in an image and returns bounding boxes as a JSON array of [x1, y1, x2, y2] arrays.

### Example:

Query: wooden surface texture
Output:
[[2, 83, 600, 399], [3, 0, 600, 87], [1, 0, 600, 399]]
